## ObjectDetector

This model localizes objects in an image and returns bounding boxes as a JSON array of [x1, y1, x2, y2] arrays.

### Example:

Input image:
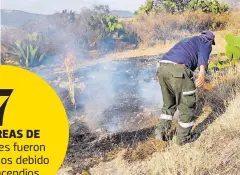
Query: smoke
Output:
[[137, 66, 162, 108], [73, 60, 163, 133], [82, 62, 117, 130], [140, 80, 162, 108], [29, 54, 163, 134], [2, 5, 164, 134]]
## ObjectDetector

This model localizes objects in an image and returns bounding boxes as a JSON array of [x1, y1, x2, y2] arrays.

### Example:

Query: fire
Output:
[[203, 83, 215, 90], [64, 51, 77, 108], [203, 75, 232, 90], [64, 51, 77, 68]]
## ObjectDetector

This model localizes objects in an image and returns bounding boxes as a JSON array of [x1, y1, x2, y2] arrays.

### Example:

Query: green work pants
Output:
[[157, 62, 196, 143]]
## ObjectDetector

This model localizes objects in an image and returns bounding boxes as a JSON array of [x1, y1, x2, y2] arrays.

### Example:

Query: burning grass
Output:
[[64, 51, 77, 108]]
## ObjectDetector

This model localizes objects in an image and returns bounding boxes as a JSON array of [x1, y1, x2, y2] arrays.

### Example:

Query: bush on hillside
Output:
[[136, 0, 229, 15], [78, 5, 138, 53], [179, 10, 229, 32], [124, 11, 229, 46], [187, 0, 229, 13], [124, 14, 177, 46]]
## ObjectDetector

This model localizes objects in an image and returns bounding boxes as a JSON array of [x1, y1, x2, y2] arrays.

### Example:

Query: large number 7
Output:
[[0, 89, 13, 126]]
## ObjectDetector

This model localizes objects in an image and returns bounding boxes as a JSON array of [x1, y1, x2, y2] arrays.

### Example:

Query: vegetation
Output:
[[125, 0, 230, 47], [136, 0, 229, 15], [225, 34, 240, 60], [10, 32, 45, 68], [209, 34, 240, 70], [125, 11, 229, 46], [187, 0, 229, 13], [64, 52, 77, 108], [79, 5, 138, 52], [1, 1, 238, 67], [227, 10, 240, 35], [61, 10, 76, 22]]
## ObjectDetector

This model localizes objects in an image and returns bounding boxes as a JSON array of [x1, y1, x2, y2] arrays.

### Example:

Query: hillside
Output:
[[219, 0, 240, 6], [1, 9, 134, 28], [1, 9, 43, 27], [111, 10, 135, 18]]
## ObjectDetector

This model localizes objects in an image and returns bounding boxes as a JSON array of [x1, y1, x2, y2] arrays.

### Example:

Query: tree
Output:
[[69, 10, 76, 22], [188, 0, 229, 13], [135, 0, 155, 15], [62, 9, 67, 13], [77, 5, 135, 52]]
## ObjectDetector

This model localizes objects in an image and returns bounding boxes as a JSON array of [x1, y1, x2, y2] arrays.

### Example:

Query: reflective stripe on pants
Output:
[[160, 114, 173, 120], [179, 121, 194, 128], [182, 89, 196, 96]]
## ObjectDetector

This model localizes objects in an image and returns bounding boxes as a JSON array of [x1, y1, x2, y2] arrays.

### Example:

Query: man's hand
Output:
[[195, 65, 206, 88], [195, 72, 205, 88]]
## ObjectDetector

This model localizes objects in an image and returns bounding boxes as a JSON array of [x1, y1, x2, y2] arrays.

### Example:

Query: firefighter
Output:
[[155, 31, 215, 145]]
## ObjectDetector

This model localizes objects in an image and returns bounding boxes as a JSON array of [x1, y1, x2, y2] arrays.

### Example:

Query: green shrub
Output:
[[78, 5, 138, 52], [10, 32, 46, 68], [208, 53, 229, 70], [225, 34, 240, 60], [135, 0, 154, 15], [208, 61, 217, 70], [208, 34, 240, 70], [136, 0, 229, 15], [188, 0, 229, 14]]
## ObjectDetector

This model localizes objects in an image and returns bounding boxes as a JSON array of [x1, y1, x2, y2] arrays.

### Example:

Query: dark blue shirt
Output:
[[162, 36, 212, 71]]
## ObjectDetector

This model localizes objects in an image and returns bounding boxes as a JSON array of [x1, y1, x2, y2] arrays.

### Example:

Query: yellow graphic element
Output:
[[0, 96, 9, 107], [0, 66, 69, 175]]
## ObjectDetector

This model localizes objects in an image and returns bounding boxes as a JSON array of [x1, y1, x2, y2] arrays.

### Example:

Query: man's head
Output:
[[201, 30, 215, 45]]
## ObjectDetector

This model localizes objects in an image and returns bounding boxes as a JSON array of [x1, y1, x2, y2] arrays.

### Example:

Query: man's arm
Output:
[[198, 42, 212, 71], [195, 42, 212, 88]]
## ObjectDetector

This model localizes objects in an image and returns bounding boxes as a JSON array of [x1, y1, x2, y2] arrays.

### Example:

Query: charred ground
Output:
[[31, 54, 240, 173]]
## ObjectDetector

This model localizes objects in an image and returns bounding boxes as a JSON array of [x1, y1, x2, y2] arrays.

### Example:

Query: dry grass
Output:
[[226, 10, 240, 35], [96, 42, 175, 60], [94, 30, 229, 61], [123, 11, 229, 47], [95, 11, 239, 60], [89, 96, 240, 175], [89, 65, 240, 175], [123, 138, 168, 163]]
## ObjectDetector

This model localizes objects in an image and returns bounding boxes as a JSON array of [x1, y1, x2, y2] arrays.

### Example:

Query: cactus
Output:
[[105, 15, 123, 35], [10, 32, 45, 68]]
